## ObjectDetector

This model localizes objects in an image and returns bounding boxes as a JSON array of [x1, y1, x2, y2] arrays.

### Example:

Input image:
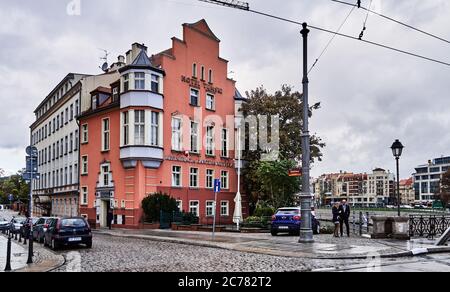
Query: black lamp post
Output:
[[391, 139, 404, 217]]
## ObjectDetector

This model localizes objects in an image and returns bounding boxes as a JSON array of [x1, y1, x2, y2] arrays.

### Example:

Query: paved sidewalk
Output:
[[94, 228, 449, 259], [0, 235, 28, 271], [0, 234, 65, 272]]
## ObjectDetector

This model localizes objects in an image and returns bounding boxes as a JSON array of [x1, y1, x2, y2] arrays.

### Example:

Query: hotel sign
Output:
[[181, 76, 223, 95], [165, 156, 234, 168]]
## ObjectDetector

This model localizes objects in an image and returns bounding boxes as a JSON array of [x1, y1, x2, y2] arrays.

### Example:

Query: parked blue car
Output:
[[271, 207, 320, 236]]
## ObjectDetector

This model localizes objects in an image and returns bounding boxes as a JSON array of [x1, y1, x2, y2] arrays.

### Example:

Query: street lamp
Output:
[[391, 139, 404, 217]]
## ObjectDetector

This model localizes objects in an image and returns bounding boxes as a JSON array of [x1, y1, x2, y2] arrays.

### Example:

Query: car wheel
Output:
[[271, 230, 278, 236], [86, 242, 92, 249], [51, 239, 59, 251]]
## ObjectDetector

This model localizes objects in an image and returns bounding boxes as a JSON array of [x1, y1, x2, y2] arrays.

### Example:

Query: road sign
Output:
[[26, 146, 38, 158], [288, 169, 302, 177], [214, 179, 221, 193], [26, 156, 38, 173], [22, 172, 40, 181]]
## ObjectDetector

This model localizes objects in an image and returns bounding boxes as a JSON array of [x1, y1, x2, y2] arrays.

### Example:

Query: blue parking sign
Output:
[[214, 179, 221, 193]]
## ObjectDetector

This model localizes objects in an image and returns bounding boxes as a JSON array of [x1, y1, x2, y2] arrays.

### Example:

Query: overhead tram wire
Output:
[[198, 0, 450, 67], [308, 5, 356, 74], [246, 8, 450, 67], [331, 0, 450, 45]]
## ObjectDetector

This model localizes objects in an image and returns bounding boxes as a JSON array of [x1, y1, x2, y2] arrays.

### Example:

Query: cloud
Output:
[[0, 0, 449, 179]]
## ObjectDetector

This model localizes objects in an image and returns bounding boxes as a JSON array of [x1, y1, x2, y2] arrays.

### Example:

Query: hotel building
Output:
[[78, 20, 248, 228]]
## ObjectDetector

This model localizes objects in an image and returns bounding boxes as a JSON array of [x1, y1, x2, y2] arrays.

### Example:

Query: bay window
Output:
[[122, 111, 129, 146], [151, 74, 159, 93]]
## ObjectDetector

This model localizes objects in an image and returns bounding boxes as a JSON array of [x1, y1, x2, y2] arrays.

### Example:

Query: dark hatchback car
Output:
[[271, 207, 320, 236], [44, 217, 92, 250]]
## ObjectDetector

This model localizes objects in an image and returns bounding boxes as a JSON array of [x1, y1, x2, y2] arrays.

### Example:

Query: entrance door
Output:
[[100, 200, 111, 228]]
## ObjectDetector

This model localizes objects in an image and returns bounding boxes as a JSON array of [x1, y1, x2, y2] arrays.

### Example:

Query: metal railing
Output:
[[409, 215, 450, 239]]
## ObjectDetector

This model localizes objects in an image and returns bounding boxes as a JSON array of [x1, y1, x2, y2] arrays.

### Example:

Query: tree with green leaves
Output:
[[241, 85, 325, 212], [0, 171, 30, 204]]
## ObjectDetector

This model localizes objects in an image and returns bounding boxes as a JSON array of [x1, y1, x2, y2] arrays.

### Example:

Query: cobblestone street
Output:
[[51, 232, 450, 273], [52, 233, 370, 272]]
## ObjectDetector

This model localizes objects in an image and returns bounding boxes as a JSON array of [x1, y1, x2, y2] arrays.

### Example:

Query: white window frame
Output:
[[206, 93, 215, 111], [172, 165, 182, 187], [206, 169, 214, 189], [172, 117, 182, 151], [81, 187, 88, 205], [81, 124, 88, 144], [190, 168, 199, 188], [81, 155, 88, 175], [221, 128, 229, 158], [101, 164, 110, 187], [220, 201, 229, 217], [151, 112, 159, 146], [134, 72, 146, 90], [221, 170, 229, 190], [122, 111, 129, 146], [206, 201, 215, 217], [190, 121, 199, 153], [134, 110, 145, 145], [189, 200, 199, 217], [123, 73, 130, 92], [206, 126, 215, 156], [102, 118, 110, 151], [151, 74, 159, 93], [190, 88, 200, 106]]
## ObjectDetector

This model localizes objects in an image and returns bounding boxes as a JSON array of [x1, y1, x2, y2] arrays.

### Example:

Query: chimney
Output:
[[118, 55, 125, 64], [125, 43, 148, 65]]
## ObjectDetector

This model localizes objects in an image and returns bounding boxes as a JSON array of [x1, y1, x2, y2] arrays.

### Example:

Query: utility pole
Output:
[[299, 23, 314, 243]]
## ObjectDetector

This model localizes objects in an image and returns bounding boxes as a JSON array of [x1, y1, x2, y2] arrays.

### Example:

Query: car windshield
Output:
[[276, 209, 299, 215], [14, 218, 26, 223], [61, 219, 87, 228]]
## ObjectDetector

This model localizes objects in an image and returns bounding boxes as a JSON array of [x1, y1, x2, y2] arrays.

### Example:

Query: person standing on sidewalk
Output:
[[107, 209, 113, 230], [332, 202, 341, 238], [339, 199, 351, 237]]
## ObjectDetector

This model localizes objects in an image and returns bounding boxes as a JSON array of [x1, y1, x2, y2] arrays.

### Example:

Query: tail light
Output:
[[293, 215, 301, 221], [44, 224, 49, 229], [271, 215, 276, 221], [55, 219, 61, 232]]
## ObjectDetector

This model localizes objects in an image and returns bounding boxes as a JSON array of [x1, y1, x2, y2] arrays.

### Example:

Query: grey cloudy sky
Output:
[[0, 0, 449, 179]]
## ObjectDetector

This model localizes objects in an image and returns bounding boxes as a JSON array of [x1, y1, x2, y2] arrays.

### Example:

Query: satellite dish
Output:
[[101, 62, 109, 72]]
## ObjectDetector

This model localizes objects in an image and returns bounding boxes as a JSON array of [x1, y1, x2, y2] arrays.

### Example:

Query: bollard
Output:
[[359, 212, 363, 236], [352, 211, 356, 235], [23, 232, 27, 245], [366, 212, 370, 234], [4, 233, 12, 271], [19, 232, 22, 243], [14, 232, 17, 241]]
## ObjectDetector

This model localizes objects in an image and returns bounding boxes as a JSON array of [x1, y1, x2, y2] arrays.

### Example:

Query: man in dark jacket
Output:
[[339, 200, 351, 237]]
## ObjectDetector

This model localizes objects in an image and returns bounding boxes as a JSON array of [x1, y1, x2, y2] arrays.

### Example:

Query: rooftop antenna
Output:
[[98, 48, 110, 72]]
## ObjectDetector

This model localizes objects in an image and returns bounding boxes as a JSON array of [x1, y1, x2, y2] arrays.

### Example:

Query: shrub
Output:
[[142, 192, 178, 223], [253, 205, 276, 217]]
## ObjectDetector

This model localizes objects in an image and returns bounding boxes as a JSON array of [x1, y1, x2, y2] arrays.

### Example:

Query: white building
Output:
[[31, 69, 122, 217], [413, 156, 450, 203]]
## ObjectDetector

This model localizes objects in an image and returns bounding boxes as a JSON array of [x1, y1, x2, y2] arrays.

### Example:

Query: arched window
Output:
[[208, 69, 213, 83], [192, 63, 197, 78]]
